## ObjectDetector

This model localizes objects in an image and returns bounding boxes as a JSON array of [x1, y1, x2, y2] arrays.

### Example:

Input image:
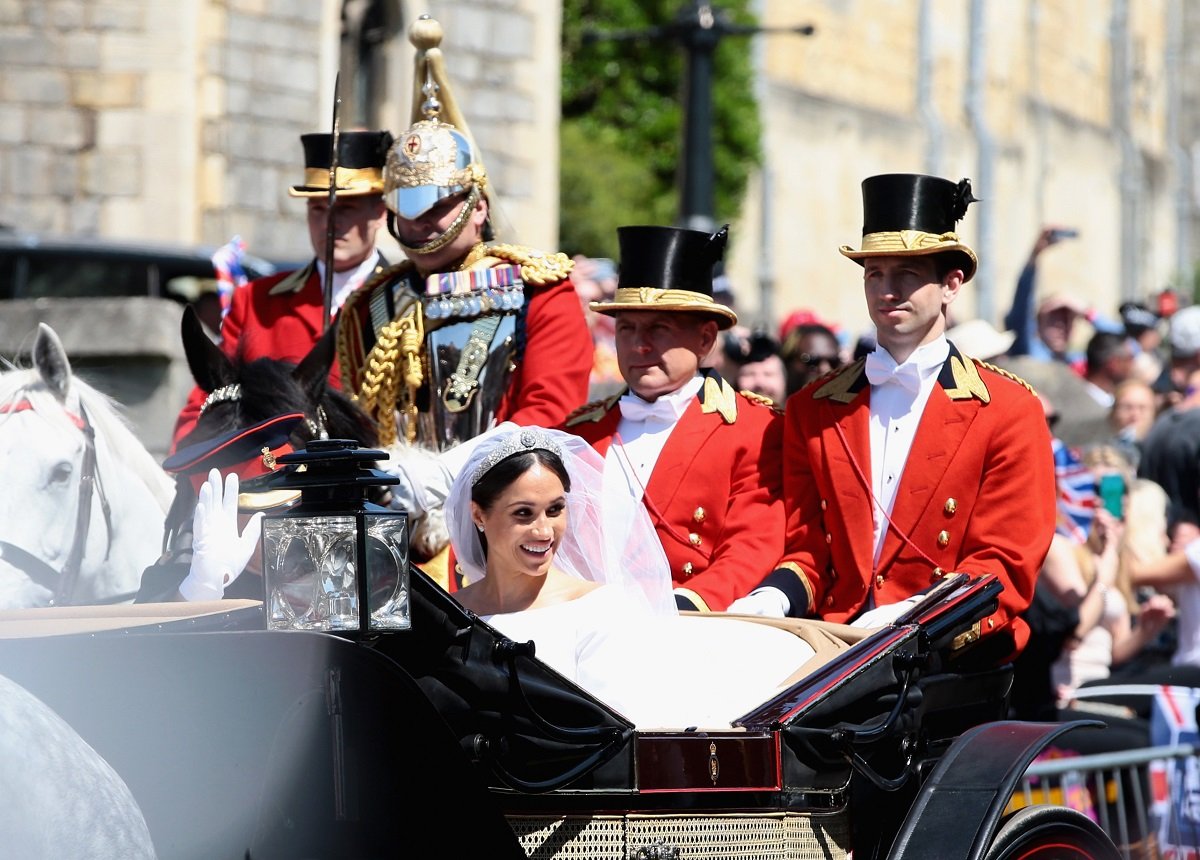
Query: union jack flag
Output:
[[211, 235, 249, 317], [1053, 437, 1095, 543]]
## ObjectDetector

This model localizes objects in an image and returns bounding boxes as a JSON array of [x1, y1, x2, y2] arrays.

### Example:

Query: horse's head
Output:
[[177, 308, 450, 564], [179, 306, 378, 453], [0, 324, 173, 607]]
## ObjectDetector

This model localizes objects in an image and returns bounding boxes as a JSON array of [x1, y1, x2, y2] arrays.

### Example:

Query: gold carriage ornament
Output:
[[254, 439, 411, 634]]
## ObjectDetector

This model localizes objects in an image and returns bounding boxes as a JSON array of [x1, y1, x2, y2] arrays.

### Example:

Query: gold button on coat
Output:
[[682, 562, 694, 576], [944, 498, 957, 515], [692, 507, 706, 523], [689, 533, 701, 547], [820, 499, 827, 511], [937, 530, 950, 547], [875, 575, 884, 588]]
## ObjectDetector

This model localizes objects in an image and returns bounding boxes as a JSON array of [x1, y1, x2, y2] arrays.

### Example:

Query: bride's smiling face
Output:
[[472, 462, 567, 581]]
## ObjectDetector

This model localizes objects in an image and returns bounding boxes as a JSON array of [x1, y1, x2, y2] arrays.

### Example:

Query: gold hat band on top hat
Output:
[[839, 231, 978, 281], [289, 166, 386, 197], [589, 287, 738, 330]]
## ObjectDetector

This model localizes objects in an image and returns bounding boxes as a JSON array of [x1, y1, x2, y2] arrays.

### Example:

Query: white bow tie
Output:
[[619, 394, 680, 424], [864, 350, 922, 394]]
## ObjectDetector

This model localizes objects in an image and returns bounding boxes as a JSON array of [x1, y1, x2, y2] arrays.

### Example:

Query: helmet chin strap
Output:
[[397, 184, 482, 256]]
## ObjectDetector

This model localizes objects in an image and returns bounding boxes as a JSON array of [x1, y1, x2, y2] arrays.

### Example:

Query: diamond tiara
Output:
[[470, 428, 564, 486]]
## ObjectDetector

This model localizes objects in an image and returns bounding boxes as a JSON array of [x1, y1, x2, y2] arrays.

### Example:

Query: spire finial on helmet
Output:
[[383, 14, 490, 238]]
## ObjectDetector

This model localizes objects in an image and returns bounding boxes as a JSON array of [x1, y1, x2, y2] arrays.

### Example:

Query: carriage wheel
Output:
[[982, 806, 1121, 860]]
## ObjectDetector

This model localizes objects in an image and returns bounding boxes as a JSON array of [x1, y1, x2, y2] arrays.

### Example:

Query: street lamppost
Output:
[[584, 1, 814, 233]]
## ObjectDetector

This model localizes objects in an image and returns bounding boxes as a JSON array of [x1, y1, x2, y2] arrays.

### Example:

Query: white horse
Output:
[[0, 673, 157, 858], [0, 324, 174, 608]]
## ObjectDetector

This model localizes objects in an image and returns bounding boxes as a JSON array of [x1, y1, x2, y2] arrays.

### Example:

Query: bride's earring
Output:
[[475, 522, 484, 533]]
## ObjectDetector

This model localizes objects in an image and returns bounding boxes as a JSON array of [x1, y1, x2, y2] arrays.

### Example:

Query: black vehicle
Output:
[[0, 228, 286, 303], [0, 565, 1119, 860]]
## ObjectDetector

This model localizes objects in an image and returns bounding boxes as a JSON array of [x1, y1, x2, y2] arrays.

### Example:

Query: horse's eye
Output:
[[49, 462, 74, 485]]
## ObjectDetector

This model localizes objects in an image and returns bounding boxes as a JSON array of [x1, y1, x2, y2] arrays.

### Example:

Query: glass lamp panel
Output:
[[263, 515, 359, 631], [365, 512, 410, 631]]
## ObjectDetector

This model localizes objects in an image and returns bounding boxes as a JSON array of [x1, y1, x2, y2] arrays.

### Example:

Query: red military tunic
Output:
[[337, 243, 593, 440], [173, 244, 593, 448], [762, 344, 1055, 657], [564, 370, 786, 612], [171, 260, 370, 448]]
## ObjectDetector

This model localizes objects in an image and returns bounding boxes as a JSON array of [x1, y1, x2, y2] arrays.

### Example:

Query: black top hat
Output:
[[289, 130, 394, 198], [839, 174, 979, 281], [589, 225, 737, 330]]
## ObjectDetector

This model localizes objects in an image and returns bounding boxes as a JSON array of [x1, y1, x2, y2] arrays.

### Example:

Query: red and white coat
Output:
[[564, 371, 786, 612], [758, 344, 1056, 657]]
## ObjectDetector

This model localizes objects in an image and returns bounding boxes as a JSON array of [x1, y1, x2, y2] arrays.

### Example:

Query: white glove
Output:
[[379, 445, 447, 515], [726, 587, 791, 617], [850, 595, 924, 629], [179, 469, 262, 602]]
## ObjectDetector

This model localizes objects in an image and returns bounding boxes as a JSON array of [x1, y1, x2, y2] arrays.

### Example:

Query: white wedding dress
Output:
[[483, 586, 817, 729]]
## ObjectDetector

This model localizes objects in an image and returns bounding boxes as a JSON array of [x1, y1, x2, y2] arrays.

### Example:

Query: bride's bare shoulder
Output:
[[454, 581, 489, 614], [566, 579, 605, 600]]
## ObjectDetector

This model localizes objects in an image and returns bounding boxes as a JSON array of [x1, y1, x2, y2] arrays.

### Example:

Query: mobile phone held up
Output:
[[1098, 473, 1125, 518], [1049, 228, 1079, 242]]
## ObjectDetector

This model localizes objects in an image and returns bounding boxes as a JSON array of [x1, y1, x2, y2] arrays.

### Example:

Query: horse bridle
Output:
[[0, 399, 116, 605]]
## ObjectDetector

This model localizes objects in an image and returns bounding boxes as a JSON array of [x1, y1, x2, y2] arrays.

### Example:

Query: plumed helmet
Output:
[[384, 16, 488, 221]]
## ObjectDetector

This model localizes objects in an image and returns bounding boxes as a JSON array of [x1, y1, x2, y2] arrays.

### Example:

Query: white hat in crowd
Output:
[[946, 318, 1016, 362]]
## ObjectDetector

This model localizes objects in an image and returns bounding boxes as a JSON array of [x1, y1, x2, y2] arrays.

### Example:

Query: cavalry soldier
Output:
[[335, 15, 591, 452], [171, 128, 394, 448], [563, 224, 785, 612], [731, 174, 1055, 661]]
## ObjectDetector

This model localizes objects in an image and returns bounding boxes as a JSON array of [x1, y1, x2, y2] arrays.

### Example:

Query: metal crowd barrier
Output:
[[1009, 738, 1199, 859], [1012, 681, 1200, 854]]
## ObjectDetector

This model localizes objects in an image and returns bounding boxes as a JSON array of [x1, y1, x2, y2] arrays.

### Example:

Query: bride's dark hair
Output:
[[472, 449, 571, 511]]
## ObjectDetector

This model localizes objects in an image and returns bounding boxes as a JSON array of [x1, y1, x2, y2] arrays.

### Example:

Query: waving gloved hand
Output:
[[726, 586, 791, 618], [178, 469, 263, 602]]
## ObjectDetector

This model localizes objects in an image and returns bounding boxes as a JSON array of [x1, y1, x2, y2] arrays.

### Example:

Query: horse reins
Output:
[[0, 398, 117, 605]]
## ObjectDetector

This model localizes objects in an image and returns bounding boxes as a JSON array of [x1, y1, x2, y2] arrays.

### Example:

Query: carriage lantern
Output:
[[255, 439, 410, 634]]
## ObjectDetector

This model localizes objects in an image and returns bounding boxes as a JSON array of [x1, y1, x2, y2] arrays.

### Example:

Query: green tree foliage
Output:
[[560, 0, 762, 258]]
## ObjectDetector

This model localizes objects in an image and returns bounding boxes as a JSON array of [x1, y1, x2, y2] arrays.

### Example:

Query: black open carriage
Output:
[[0, 566, 1118, 859]]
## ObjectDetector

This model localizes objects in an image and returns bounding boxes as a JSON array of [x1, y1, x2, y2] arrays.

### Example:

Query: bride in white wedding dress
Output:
[[445, 426, 816, 729]]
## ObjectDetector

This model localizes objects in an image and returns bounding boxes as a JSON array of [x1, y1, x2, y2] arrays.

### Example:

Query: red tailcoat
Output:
[[564, 371, 786, 612], [761, 345, 1055, 657]]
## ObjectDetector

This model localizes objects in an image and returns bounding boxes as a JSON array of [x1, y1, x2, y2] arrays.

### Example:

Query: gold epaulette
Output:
[[976, 359, 1037, 395], [485, 243, 574, 286], [811, 358, 864, 403], [739, 389, 782, 411], [564, 393, 620, 426]]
